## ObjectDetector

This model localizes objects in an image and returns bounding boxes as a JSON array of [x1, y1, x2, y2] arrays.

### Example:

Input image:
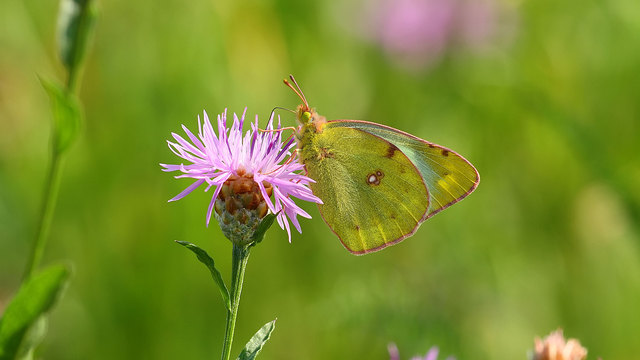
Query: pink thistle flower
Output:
[[358, 0, 511, 71], [161, 108, 322, 242], [372, 0, 457, 69], [531, 329, 589, 360], [389, 343, 456, 360]]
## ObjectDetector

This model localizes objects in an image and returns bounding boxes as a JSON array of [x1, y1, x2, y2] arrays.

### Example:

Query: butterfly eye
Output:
[[302, 111, 312, 123]]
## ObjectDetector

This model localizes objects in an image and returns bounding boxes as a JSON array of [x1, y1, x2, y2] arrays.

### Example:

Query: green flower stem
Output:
[[22, 45, 80, 282], [22, 29, 84, 281], [67, 67, 80, 95], [23, 152, 65, 281], [221, 244, 251, 360]]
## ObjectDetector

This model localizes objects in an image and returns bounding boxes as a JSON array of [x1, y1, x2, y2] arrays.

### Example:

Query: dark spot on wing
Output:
[[390, 214, 396, 219], [385, 144, 398, 158], [366, 170, 384, 186], [428, 144, 435, 148], [441, 149, 449, 156], [355, 225, 360, 231]]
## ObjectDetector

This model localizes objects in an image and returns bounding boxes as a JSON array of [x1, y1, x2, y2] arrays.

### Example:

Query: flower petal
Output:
[[169, 179, 206, 202]]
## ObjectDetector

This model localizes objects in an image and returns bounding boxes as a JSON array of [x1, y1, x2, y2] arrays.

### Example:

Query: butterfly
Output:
[[284, 76, 479, 255]]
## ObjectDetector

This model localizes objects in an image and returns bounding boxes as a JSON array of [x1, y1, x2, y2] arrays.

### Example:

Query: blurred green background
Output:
[[1, 0, 640, 359]]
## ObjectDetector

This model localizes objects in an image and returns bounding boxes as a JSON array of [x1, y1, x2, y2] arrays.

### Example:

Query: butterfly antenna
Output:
[[283, 75, 310, 111], [266, 106, 295, 129], [288, 75, 309, 106], [271, 106, 295, 116]]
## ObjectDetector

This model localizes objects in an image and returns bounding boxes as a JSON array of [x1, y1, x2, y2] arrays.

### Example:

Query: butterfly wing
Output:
[[327, 120, 479, 218], [301, 125, 430, 254]]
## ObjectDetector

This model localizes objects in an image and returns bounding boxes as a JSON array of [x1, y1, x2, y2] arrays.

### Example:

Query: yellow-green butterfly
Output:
[[285, 76, 479, 255]]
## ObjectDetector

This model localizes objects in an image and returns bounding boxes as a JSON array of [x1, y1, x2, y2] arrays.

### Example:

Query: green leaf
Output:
[[175, 241, 231, 312], [39, 78, 82, 155], [250, 214, 277, 245], [57, 0, 97, 75], [14, 317, 47, 360], [0, 264, 71, 360], [237, 319, 276, 360]]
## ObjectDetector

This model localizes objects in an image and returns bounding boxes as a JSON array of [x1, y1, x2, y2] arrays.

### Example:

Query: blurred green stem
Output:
[[23, 152, 65, 280], [67, 66, 80, 94], [23, 53, 79, 281], [221, 244, 251, 360], [22, 15, 87, 278]]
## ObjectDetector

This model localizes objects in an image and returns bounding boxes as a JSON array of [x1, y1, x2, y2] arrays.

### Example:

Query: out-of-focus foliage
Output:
[[1, 0, 639, 359], [0, 264, 70, 359]]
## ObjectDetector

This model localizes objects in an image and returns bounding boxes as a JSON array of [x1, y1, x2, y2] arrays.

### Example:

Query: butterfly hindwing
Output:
[[301, 125, 430, 254], [327, 120, 479, 218]]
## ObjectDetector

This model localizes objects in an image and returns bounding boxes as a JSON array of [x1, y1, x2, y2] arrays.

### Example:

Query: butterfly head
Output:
[[295, 104, 309, 122]]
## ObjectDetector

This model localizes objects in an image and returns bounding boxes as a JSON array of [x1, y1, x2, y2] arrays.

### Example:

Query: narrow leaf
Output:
[[237, 319, 276, 360], [175, 241, 231, 312], [251, 214, 277, 245], [57, 0, 97, 74], [39, 78, 82, 155], [14, 316, 47, 360], [0, 264, 70, 360]]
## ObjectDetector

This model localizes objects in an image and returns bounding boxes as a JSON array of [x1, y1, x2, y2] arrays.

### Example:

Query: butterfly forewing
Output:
[[301, 125, 430, 254], [327, 120, 479, 218]]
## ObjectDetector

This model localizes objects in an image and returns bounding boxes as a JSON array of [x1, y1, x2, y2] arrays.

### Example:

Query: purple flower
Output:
[[389, 343, 456, 360], [161, 108, 322, 241], [372, 0, 457, 69], [361, 0, 509, 71]]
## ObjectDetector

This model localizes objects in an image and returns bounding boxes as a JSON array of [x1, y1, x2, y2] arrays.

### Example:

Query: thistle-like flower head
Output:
[[531, 329, 589, 360], [388, 343, 455, 360], [161, 108, 322, 243]]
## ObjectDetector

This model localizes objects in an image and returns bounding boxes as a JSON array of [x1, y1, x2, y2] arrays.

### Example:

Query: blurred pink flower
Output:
[[389, 343, 456, 360], [531, 329, 589, 360], [161, 109, 322, 241], [364, 0, 506, 70], [372, 0, 456, 68], [457, 0, 498, 48]]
